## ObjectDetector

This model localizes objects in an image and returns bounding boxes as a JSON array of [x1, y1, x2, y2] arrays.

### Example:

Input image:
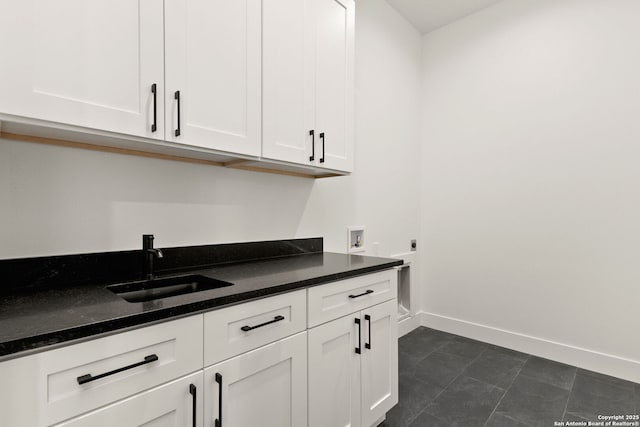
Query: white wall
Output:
[[298, 0, 422, 256], [0, 0, 422, 260], [420, 0, 640, 381]]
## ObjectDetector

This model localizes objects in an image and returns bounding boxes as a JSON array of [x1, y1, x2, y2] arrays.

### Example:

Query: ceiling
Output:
[[386, 0, 503, 34]]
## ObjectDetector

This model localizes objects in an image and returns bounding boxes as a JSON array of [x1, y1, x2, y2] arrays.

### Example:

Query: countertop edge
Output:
[[0, 260, 402, 362]]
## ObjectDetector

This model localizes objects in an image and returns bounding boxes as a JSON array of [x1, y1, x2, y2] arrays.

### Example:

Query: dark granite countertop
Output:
[[0, 239, 401, 361]]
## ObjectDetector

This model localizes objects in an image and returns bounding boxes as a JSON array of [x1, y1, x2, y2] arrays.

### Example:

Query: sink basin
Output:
[[107, 274, 233, 303]]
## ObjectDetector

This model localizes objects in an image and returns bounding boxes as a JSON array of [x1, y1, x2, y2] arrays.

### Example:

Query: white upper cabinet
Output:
[[314, 0, 355, 172], [0, 0, 353, 173], [0, 0, 165, 139], [164, 0, 262, 156], [263, 0, 354, 172], [262, 0, 316, 166]]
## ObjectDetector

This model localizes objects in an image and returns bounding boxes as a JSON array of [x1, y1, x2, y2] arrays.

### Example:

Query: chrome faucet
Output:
[[142, 234, 163, 280]]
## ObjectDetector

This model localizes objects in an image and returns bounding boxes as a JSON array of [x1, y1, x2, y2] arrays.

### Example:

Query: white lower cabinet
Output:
[[360, 300, 399, 427], [308, 299, 398, 427], [204, 332, 308, 427], [54, 372, 204, 427], [0, 269, 397, 427], [0, 314, 203, 427], [308, 312, 361, 427]]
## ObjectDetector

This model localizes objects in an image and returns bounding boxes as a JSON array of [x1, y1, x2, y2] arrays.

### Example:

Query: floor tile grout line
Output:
[[400, 336, 464, 426], [401, 335, 475, 388], [436, 344, 489, 362], [517, 368, 576, 391], [481, 354, 532, 427], [461, 373, 508, 392], [407, 345, 489, 426], [416, 346, 490, 426], [401, 333, 452, 361], [575, 369, 638, 393], [407, 410, 450, 427], [400, 341, 450, 384], [492, 412, 535, 427], [560, 368, 578, 422]]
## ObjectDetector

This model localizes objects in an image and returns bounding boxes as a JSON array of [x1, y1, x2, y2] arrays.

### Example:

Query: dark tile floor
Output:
[[381, 327, 640, 427]]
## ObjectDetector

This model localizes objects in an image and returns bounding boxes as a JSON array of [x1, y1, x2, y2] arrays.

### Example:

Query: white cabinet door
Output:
[[0, 0, 164, 139], [263, 0, 354, 171], [262, 0, 316, 165], [361, 300, 398, 427], [204, 332, 307, 427], [308, 314, 361, 427], [55, 372, 204, 427], [313, 0, 354, 172], [165, 0, 261, 156]]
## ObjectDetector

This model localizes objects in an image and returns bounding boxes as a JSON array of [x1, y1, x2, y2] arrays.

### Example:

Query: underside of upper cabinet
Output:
[[0, 118, 343, 179]]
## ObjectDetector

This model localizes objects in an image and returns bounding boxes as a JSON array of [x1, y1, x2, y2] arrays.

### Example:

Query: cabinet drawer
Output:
[[54, 371, 204, 427], [35, 315, 203, 425], [307, 270, 397, 328], [204, 290, 306, 366]]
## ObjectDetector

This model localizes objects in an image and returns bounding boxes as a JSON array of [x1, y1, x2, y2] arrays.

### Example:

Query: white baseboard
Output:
[[418, 311, 640, 384], [398, 314, 421, 338]]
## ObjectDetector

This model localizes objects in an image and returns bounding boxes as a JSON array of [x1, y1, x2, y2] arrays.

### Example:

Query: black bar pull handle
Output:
[[241, 315, 285, 332], [174, 90, 181, 137], [189, 384, 197, 427], [355, 318, 361, 354], [77, 354, 158, 385], [309, 130, 315, 161], [349, 289, 373, 299], [365, 314, 372, 349], [319, 132, 325, 163], [151, 84, 157, 132], [215, 373, 222, 427]]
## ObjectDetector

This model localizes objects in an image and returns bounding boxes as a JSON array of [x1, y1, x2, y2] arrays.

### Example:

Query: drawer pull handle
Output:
[[365, 314, 372, 349], [319, 132, 325, 163], [215, 373, 223, 427], [240, 315, 285, 332], [355, 317, 361, 354], [349, 289, 373, 299], [189, 384, 197, 427], [76, 354, 159, 385]]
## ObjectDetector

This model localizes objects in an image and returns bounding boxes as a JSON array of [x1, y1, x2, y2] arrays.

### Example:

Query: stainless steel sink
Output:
[[107, 274, 233, 303]]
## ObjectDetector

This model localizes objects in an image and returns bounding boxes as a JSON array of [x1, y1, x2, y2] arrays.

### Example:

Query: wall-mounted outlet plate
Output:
[[348, 226, 365, 253]]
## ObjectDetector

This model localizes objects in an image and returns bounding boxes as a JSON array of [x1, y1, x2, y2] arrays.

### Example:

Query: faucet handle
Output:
[[142, 234, 155, 249]]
